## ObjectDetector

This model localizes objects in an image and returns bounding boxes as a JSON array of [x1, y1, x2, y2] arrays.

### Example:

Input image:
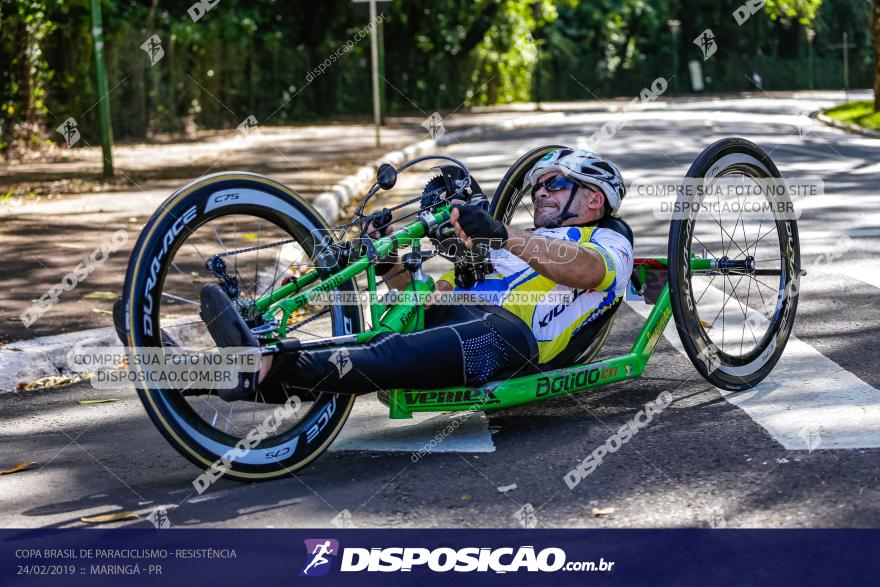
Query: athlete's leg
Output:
[[259, 304, 537, 399]]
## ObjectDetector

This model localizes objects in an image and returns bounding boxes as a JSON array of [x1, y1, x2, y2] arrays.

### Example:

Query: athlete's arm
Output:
[[449, 205, 610, 290], [503, 226, 609, 290]]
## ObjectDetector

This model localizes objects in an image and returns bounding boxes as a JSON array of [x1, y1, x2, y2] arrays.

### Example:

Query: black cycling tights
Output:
[[260, 304, 538, 398]]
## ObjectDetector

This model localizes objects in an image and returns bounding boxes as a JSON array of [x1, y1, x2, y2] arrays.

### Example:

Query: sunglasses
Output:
[[530, 175, 583, 199]]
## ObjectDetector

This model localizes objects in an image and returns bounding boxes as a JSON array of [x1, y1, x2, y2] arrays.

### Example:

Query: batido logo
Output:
[[300, 539, 340, 576]]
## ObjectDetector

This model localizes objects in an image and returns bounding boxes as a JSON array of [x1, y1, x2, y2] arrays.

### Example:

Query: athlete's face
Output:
[[532, 172, 606, 227]]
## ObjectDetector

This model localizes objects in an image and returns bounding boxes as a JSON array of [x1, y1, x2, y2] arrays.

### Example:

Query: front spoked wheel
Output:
[[668, 138, 801, 391], [123, 172, 360, 481]]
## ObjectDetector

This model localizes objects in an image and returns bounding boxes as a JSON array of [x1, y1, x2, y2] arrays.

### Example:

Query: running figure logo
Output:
[[693, 29, 717, 60], [421, 112, 446, 140], [140, 34, 165, 66], [300, 539, 339, 576], [56, 117, 81, 147], [328, 348, 352, 378]]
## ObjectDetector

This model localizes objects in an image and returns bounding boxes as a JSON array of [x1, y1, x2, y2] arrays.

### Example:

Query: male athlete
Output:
[[121, 148, 634, 401]]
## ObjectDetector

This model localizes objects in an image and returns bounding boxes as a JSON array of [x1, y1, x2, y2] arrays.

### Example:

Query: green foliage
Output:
[[470, 0, 557, 104], [765, 0, 825, 25], [0, 0, 875, 154], [0, 0, 56, 157], [382, 1, 558, 109], [825, 99, 880, 129], [537, 0, 671, 98]]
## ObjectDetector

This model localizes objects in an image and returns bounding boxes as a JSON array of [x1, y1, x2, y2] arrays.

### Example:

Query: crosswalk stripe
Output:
[[625, 298, 880, 450], [816, 261, 880, 291], [329, 393, 495, 454]]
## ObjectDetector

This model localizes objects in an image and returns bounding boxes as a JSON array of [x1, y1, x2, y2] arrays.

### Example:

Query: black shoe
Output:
[[113, 298, 179, 347], [199, 284, 260, 402], [113, 298, 217, 397]]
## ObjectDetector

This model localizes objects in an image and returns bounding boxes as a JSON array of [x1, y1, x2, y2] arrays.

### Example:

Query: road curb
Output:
[[0, 326, 120, 393], [811, 110, 880, 139], [311, 111, 566, 221]]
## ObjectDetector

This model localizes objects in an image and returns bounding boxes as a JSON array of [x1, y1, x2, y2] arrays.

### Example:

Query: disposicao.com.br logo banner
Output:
[[299, 538, 613, 575]]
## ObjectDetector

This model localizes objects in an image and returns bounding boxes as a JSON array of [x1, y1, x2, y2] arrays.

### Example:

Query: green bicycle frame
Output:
[[254, 207, 451, 342], [251, 206, 713, 420]]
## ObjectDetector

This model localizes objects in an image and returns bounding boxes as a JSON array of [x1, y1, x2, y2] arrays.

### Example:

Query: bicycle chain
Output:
[[215, 238, 297, 259]]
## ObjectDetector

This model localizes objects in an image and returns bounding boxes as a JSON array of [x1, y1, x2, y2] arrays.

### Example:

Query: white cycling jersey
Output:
[[440, 224, 634, 363]]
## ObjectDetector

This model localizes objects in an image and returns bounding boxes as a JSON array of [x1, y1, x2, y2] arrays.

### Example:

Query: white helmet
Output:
[[523, 148, 627, 216]]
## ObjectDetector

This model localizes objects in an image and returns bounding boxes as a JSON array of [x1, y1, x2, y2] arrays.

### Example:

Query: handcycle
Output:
[[119, 138, 801, 481]]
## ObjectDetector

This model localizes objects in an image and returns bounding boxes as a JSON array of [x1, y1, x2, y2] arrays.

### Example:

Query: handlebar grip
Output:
[[277, 338, 302, 353], [437, 224, 456, 239]]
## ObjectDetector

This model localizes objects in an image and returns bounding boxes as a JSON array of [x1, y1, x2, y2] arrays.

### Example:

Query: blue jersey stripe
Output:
[[571, 287, 617, 336]]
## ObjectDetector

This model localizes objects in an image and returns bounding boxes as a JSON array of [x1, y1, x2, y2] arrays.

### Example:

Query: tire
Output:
[[122, 172, 360, 481], [667, 138, 800, 391]]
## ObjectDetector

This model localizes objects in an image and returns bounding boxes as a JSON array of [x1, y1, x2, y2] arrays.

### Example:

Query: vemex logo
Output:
[[301, 539, 339, 577]]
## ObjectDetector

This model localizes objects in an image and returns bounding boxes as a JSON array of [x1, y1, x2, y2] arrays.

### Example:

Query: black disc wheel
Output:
[[123, 172, 360, 481]]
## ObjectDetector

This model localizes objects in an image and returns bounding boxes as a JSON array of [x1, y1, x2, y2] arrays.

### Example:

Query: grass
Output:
[[824, 100, 880, 132]]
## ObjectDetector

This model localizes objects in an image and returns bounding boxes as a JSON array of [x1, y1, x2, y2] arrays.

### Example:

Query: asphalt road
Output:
[[1, 92, 879, 529]]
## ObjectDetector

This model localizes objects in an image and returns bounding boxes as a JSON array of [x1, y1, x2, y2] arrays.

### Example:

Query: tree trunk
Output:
[[145, 0, 158, 137], [22, 21, 34, 123], [875, 0, 880, 111]]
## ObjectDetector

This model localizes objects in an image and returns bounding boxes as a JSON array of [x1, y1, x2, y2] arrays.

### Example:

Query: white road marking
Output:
[[631, 234, 880, 250], [625, 297, 880, 450], [329, 392, 495, 454], [805, 259, 880, 291], [834, 266, 880, 290]]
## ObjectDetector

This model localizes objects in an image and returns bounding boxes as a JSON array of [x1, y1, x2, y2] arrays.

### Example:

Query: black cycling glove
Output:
[[453, 204, 508, 249], [365, 208, 399, 276]]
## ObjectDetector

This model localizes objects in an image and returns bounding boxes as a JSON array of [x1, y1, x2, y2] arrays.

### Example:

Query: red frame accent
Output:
[[633, 258, 667, 269]]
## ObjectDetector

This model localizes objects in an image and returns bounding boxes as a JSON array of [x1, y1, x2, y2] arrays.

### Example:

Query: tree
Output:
[[0, 0, 55, 159], [383, 0, 558, 108], [764, 0, 825, 24]]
